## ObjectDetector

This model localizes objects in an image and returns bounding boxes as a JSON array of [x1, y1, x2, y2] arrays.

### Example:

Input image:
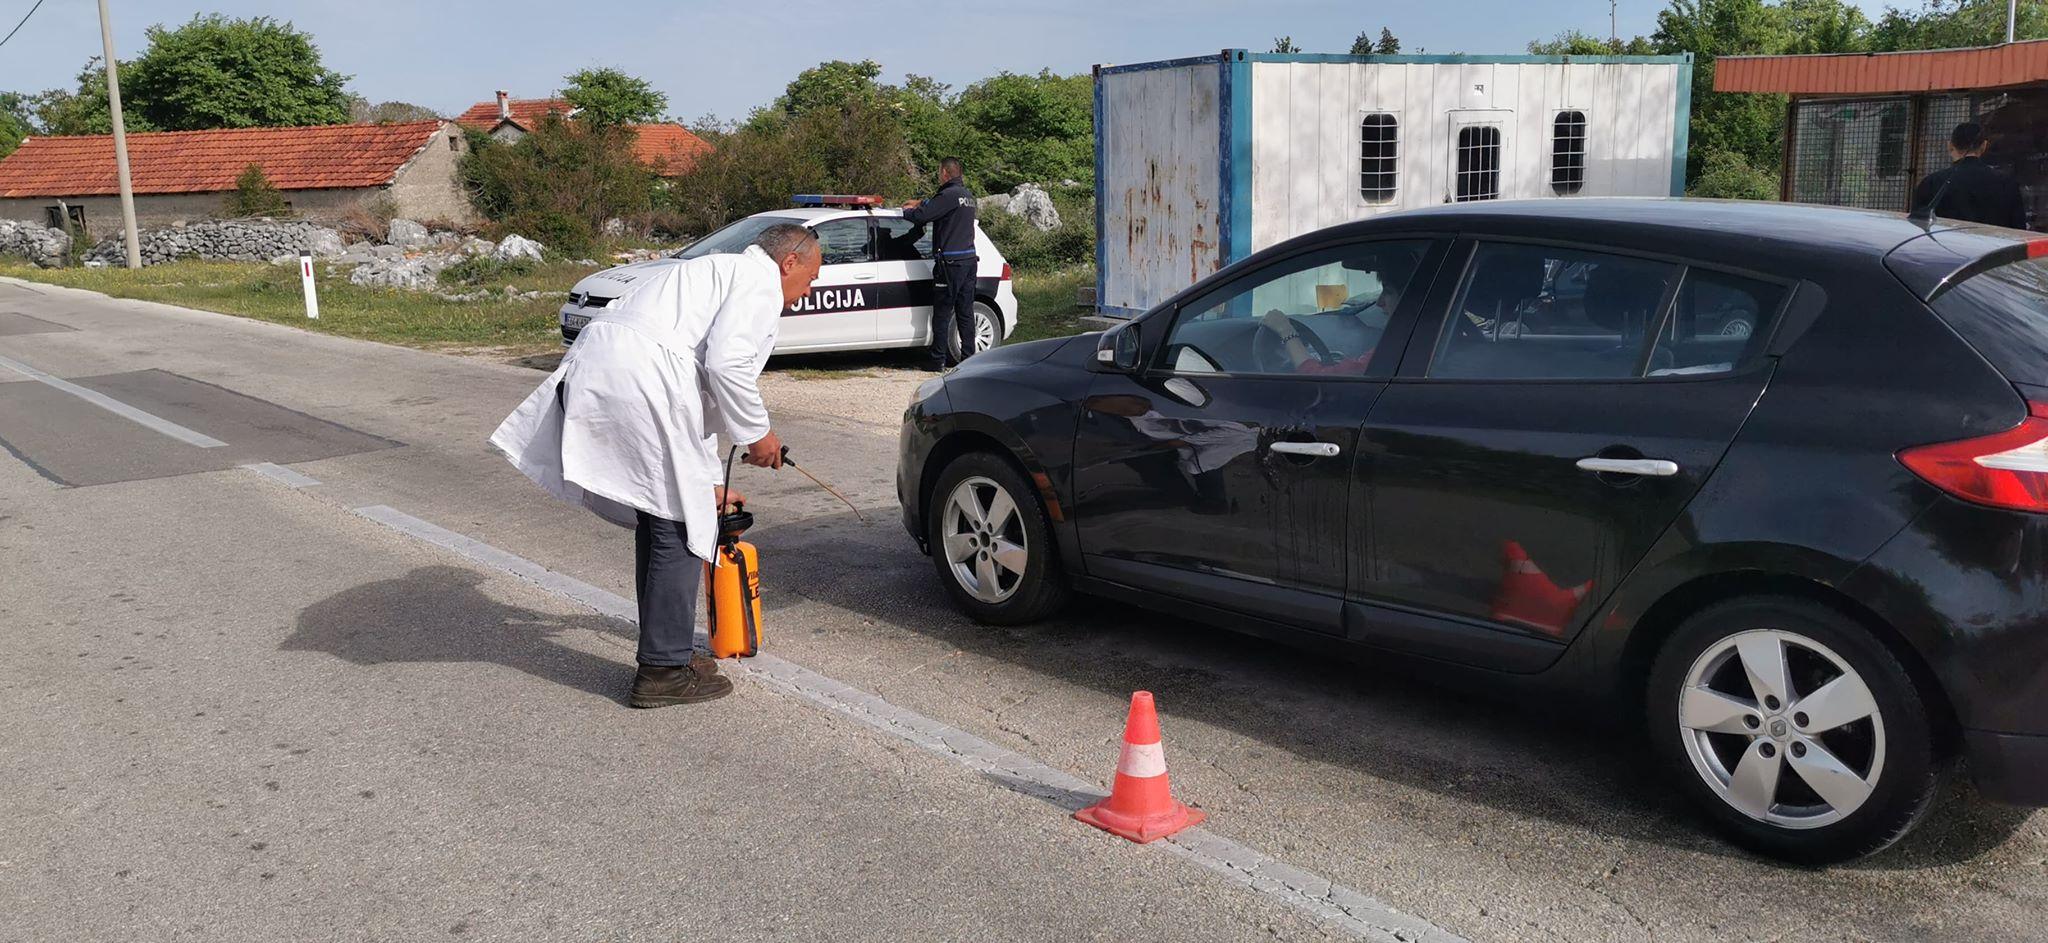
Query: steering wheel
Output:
[[1253, 316, 1337, 373]]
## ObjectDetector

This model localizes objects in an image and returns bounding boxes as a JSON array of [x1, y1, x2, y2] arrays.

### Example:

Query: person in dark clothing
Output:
[[902, 158, 981, 369], [1913, 122, 2028, 230]]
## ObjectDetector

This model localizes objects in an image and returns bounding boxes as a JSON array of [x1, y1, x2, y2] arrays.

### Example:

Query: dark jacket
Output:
[[903, 177, 979, 258], [1913, 156, 2028, 230]]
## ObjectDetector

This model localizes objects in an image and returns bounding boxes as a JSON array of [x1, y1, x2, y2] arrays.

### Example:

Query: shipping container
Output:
[[1094, 50, 1695, 314]]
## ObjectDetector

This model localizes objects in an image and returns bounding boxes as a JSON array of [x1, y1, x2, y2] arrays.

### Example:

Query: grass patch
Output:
[[0, 258, 603, 356], [1010, 265, 1097, 344]]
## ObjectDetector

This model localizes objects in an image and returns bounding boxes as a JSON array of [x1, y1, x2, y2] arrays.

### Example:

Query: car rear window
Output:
[[1929, 258, 2048, 386], [675, 215, 806, 259]]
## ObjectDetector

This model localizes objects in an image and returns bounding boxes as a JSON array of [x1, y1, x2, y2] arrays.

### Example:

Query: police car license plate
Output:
[[562, 313, 591, 330]]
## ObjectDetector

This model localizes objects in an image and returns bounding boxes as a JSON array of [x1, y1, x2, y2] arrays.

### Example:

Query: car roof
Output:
[[1319, 197, 2006, 277]]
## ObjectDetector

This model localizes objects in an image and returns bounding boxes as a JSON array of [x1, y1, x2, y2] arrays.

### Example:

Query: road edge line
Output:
[[348, 503, 1467, 943]]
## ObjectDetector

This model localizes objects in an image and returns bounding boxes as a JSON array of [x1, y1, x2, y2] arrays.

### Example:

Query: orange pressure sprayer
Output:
[[705, 448, 762, 658]]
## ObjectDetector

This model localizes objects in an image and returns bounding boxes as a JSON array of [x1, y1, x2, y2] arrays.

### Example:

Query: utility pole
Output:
[[2009, 0, 2019, 44], [96, 0, 140, 270], [1612, 0, 1619, 46]]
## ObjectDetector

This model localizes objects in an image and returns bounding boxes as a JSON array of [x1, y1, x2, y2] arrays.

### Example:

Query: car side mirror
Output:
[[1096, 324, 1142, 373]]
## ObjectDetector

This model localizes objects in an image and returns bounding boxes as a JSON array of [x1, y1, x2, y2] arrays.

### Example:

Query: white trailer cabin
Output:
[[1093, 50, 1695, 315]]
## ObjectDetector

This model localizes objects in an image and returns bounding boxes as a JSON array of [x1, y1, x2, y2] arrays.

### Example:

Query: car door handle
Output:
[[1270, 441, 1341, 458], [1576, 457, 1680, 477], [851, 271, 877, 280]]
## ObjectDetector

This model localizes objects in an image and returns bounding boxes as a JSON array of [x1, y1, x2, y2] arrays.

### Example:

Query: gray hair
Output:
[[754, 223, 819, 260]]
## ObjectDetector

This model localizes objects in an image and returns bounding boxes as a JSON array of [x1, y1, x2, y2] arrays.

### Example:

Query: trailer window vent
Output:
[[1552, 110, 1587, 195], [1360, 112, 1400, 203]]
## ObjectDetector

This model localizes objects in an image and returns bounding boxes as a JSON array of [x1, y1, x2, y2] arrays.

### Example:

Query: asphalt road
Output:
[[1, 277, 2044, 943]]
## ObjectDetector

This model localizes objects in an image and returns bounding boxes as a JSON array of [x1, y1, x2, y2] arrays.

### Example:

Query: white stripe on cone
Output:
[[1118, 740, 1168, 778]]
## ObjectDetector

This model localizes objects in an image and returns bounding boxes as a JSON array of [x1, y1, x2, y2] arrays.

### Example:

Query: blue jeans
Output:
[[633, 512, 704, 666]]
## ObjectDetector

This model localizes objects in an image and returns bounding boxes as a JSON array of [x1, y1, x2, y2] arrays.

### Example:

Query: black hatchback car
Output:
[[897, 199, 2048, 863]]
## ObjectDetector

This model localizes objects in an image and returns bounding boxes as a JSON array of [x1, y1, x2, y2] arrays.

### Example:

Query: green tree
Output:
[[1690, 148, 1781, 199], [952, 70, 1093, 191], [562, 68, 667, 128], [348, 99, 441, 124], [223, 164, 291, 217], [0, 92, 34, 158], [1529, 29, 1657, 54], [1273, 36, 1301, 53], [666, 97, 918, 235], [777, 59, 886, 118], [890, 74, 981, 181], [122, 15, 352, 130], [1871, 0, 2046, 49], [31, 62, 127, 136], [1350, 27, 1402, 54]]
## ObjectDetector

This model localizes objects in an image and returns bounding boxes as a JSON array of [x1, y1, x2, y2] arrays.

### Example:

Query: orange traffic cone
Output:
[[1490, 540, 1593, 638], [1073, 691, 1205, 843]]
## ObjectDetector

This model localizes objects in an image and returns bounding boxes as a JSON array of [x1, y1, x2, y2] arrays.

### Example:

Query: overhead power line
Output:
[[0, 0, 48, 52]]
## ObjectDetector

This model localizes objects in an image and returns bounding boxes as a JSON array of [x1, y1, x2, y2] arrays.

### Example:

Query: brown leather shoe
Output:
[[629, 656, 734, 708]]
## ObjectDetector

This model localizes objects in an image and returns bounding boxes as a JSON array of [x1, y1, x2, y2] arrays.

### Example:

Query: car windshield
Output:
[[1930, 257, 2048, 387], [674, 215, 806, 260]]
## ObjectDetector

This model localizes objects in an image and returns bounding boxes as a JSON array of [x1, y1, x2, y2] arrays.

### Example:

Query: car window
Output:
[[812, 219, 873, 266], [1430, 243, 1678, 380], [675, 215, 806, 259], [875, 217, 933, 262], [1647, 269, 1786, 377], [1159, 240, 1433, 377]]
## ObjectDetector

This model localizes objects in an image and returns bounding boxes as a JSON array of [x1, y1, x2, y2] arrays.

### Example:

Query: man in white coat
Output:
[[490, 224, 822, 707]]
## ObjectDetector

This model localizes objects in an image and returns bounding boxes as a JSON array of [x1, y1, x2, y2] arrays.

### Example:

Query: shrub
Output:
[[335, 196, 398, 244], [1689, 148, 1781, 202], [663, 97, 918, 236], [460, 115, 653, 257], [440, 254, 537, 287], [979, 190, 1095, 272], [223, 163, 291, 218], [493, 209, 593, 258]]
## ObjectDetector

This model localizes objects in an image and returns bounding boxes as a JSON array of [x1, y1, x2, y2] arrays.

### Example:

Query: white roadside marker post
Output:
[[300, 253, 321, 320]]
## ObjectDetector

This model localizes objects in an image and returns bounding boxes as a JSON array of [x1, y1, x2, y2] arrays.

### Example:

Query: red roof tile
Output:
[[629, 123, 712, 176], [1717, 38, 2048, 94], [454, 98, 571, 132], [0, 121, 446, 198]]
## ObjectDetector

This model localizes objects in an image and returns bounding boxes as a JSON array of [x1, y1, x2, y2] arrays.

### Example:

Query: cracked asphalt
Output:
[[2, 277, 2045, 942]]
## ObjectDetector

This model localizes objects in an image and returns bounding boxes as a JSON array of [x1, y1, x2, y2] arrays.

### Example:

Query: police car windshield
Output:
[[674, 216, 808, 260]]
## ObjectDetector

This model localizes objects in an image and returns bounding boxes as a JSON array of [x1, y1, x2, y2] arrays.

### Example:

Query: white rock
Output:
[[494, 234, 544, 262], [458, 236, 497, 257], [981, 193, 1012, 214], [603, 218, 627, 237], [1005, 184, 1061, 232], [386, 218, 429, 247]]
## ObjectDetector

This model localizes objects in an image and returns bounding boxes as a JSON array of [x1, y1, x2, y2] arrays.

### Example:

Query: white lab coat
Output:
[[489, 246, 783, 562]]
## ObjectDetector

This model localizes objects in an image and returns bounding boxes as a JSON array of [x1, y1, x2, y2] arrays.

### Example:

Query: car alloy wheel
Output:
[[941, 475, 1030, 604], [1677, 628, 1884, 829], [973, 304, 999, 354]]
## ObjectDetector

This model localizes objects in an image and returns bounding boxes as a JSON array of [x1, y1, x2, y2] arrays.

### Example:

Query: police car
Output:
[[559, 195, 1018, 357]]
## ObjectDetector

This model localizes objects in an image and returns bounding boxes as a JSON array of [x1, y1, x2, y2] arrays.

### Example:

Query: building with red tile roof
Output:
[[457, 92, 710, 176], [0, 120, 475, 237]]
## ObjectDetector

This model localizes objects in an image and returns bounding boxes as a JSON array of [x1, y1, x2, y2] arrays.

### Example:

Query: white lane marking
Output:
[[350, 503, 1466, 943], [241, 462, 321, 489], [0, 352, 228, 448]]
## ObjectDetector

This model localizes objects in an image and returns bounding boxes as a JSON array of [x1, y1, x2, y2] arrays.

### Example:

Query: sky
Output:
[[0, 0, 1902, 124]]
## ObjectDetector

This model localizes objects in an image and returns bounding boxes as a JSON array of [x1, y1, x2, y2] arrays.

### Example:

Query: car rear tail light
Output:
[[1001, 262, 1013, 281], [1899, 401, 2048, 512]]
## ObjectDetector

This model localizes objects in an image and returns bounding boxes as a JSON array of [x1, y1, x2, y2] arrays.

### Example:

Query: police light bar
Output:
[[791, 194, 884, 208]]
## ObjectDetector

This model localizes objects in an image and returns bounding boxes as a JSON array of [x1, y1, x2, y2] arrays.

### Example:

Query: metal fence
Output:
[[1789, 97, 1912, 211]]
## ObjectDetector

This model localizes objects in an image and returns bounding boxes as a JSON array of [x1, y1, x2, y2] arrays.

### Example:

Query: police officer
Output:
[[902, 157, 980, 370], [1913, 122, 2027, 229]]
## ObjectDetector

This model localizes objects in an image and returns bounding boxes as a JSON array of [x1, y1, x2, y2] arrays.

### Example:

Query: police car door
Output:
[[872, 215, 936, 343], [780, 217, 879, 351]]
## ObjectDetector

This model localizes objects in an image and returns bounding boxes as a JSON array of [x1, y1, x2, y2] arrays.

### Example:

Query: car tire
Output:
[[949, 303, 1003, 361], [1646, 596, 1943, 864], [925, 451, 1069, 625]]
